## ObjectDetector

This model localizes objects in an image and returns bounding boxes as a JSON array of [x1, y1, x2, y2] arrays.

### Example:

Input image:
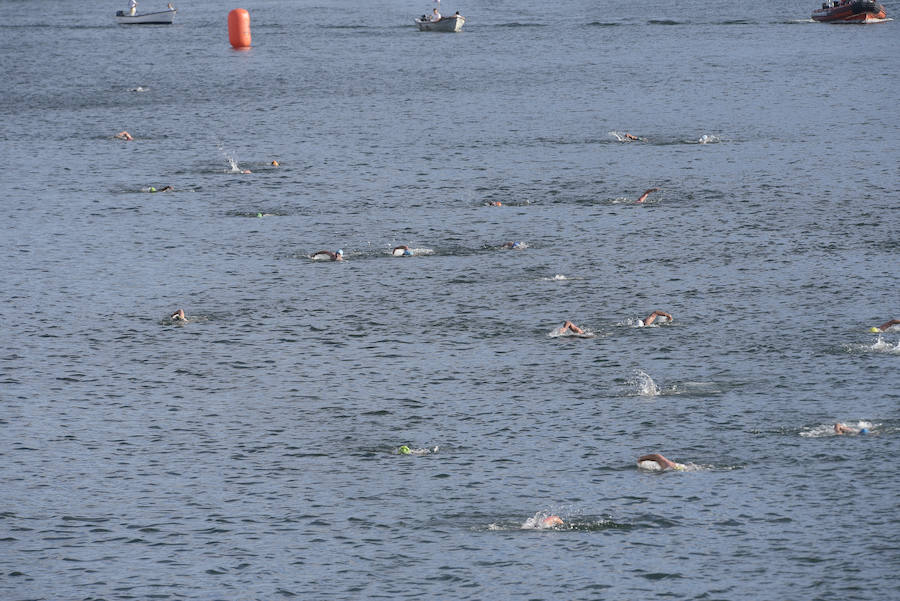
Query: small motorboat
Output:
[[415, 12, 465, 32], [811, 0, 887, 22], [116, 7, 177, 24]]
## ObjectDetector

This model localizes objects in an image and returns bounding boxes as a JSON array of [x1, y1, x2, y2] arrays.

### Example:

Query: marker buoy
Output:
[[228, 9, 251, 48]]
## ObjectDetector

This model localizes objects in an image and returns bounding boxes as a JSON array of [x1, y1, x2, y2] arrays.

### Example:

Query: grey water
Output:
[[1, 0, 899, 599]]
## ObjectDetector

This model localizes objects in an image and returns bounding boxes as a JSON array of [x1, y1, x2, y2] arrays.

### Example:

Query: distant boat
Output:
[[811, 0, 886, 22], [415, 13, 465, 32], [115, 7, 177, 24]]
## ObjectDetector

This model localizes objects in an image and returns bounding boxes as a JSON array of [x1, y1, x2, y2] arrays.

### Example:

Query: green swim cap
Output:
[[148, 187, 156, 192], [257, 212, 263, 218], [398, 445, 411, 455]]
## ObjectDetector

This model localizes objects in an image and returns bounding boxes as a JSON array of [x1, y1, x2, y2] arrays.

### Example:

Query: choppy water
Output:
[[1, 0, 898, 599]]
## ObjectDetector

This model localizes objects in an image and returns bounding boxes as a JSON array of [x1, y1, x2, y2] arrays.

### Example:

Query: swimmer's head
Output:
[[398, 445, 411, 455], [859, 428, 869, 435], [540, 515, 564, 528], [336, 249, 343, 256], [869, 327, 880, 333], [148, 187, 156, 192], [271, 160, 279, 166]]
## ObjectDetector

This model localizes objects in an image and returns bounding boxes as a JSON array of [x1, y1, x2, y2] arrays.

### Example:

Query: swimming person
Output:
[[637, 453, 687, 471], [115, 131, 133, 141], [147, 185, 174, 193], [170, 309, 187, 322], [501, 241, 526, 249], [540, 515, 564, 528], [559, 321, 584, 335], [392, 245, 413, 256], [310, 249, 344, 261], [871, 318, 900, 332], [636, 188, 660, 203], [642, 310, 673, 326], [834, 423, 868, 435]]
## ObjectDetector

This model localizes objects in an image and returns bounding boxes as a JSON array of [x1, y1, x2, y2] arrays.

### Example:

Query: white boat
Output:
[[414, 13, 465, 32], [115, 8, 176, 24]]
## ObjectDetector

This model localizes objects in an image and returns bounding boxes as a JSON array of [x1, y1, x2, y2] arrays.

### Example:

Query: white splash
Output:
[[631, 370, 660, 396], [698, 134, 720, 144]]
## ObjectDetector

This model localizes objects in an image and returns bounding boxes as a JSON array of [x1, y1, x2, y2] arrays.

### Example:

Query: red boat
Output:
[[811, 0, 887, 22]]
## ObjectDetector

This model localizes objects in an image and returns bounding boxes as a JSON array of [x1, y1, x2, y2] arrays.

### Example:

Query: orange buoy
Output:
[[228, 9, 251, 49]]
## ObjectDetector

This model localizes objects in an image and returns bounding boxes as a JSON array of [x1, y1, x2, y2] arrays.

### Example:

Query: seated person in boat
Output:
[[430, 8, 442, 21]]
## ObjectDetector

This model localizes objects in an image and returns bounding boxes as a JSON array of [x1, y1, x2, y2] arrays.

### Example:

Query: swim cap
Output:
[[859, 428, 869, 435], [148, 187, 156, 192], [398, 445, 411, 455], [869, 327, 880, 333], [337, 249, 343, 255]]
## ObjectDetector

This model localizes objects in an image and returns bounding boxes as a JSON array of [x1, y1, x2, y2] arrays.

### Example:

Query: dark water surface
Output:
[[1, 0, 898, 599]]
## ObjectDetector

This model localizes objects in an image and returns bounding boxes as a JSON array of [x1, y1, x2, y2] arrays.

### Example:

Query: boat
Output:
[[115, 7, 177, 24], [415, 12, 465, 32], [811, 0, 886, 22]]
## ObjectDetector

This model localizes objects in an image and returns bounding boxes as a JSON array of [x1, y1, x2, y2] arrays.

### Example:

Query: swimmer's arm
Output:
[[878, 319, 900, 330], [638, 453, 676, 469]]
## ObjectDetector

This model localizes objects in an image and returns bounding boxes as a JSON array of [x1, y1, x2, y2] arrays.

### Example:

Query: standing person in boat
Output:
[[129, 0, 138, 16]]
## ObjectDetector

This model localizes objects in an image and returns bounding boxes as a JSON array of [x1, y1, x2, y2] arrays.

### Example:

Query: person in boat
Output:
[[641, 310, 673, 326], [638, 453, 687, 471], [558, 321, 584, 335], [170, 308, 187, 322], [636, 188, 659, 203], [834, 423, 869, 435], [167, 2, 174, 9], [430, 8, 442, 21], [115, 131, 133, 141], [311, 249, 343, 261], [872, 318, 900, 332], [392, 245, 413, 256], [129, 0, 137, 16]]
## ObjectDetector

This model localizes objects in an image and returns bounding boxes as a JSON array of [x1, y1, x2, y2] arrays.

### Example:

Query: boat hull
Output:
[[811, 0, 886, 22], [115, 9, 176, 24], [415, 15, 465, 32]]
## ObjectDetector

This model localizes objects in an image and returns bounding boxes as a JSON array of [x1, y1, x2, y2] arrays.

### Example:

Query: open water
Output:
[[1, 0, 899, 599]]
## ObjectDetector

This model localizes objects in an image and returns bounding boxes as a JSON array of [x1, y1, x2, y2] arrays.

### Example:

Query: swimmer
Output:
[[642, 310, 673, 326], [637, 453, 687, 471], [240, 169, 252, 174], [872, 319, 900, 332], [311, 249, 343, 261], [834, 423, 868, 435], [398, 445, 438, 455], [147, 185, 174, 193], [170, 308, 187, 322], [624, 133, 640, 141], [559, 320, 584, 335], [489, 201, 503, 207], [636, 188, 660, 203], [392, 245, 413, 257], [501, 241, 526, 249], [540, 515, 564, 528], [115, 131, 133, 141], [271, 160, 279, 167]]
